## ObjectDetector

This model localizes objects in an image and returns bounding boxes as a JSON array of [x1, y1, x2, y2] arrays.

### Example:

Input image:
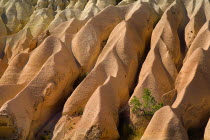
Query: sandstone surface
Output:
[[0, 0, 209, 140]]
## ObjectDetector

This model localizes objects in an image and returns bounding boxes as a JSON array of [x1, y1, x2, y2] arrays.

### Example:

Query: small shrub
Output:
[[72, 108, 84, 117], [130, 88, 163, 117], [77, 108, 84, 116]]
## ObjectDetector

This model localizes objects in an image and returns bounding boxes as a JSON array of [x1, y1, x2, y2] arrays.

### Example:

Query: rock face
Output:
[[141, 1, 210, 140], [205, 119, 210, 140], [0, 0, 209, 140], [53, 2, 159, 140]]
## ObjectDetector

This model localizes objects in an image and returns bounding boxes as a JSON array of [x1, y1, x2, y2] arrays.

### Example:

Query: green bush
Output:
[[130, 88, 163, 116]]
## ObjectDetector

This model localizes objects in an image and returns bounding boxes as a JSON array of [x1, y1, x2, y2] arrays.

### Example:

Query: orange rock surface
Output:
[[0, 0, 209, 140]]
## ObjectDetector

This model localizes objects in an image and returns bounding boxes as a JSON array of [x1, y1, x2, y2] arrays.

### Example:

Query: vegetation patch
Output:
[[130, 88, 163, 117], [76, 108, 84, 116], [72, 107, 84, 117], [119, 88, 163, 139]]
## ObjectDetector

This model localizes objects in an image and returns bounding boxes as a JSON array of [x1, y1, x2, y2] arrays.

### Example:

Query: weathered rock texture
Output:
[[0, 0, 209, 140], [141, 0, 210, 140]]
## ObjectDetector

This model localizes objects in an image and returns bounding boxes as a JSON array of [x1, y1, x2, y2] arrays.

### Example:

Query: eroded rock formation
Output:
[[0, 0, 209, 140]]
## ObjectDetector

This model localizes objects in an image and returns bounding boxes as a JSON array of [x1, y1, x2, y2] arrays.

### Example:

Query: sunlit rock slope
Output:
[[0, 0, 209, 140]]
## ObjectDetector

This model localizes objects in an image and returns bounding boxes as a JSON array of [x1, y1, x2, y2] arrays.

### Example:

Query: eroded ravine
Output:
[[0, 0, 209, 140]]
